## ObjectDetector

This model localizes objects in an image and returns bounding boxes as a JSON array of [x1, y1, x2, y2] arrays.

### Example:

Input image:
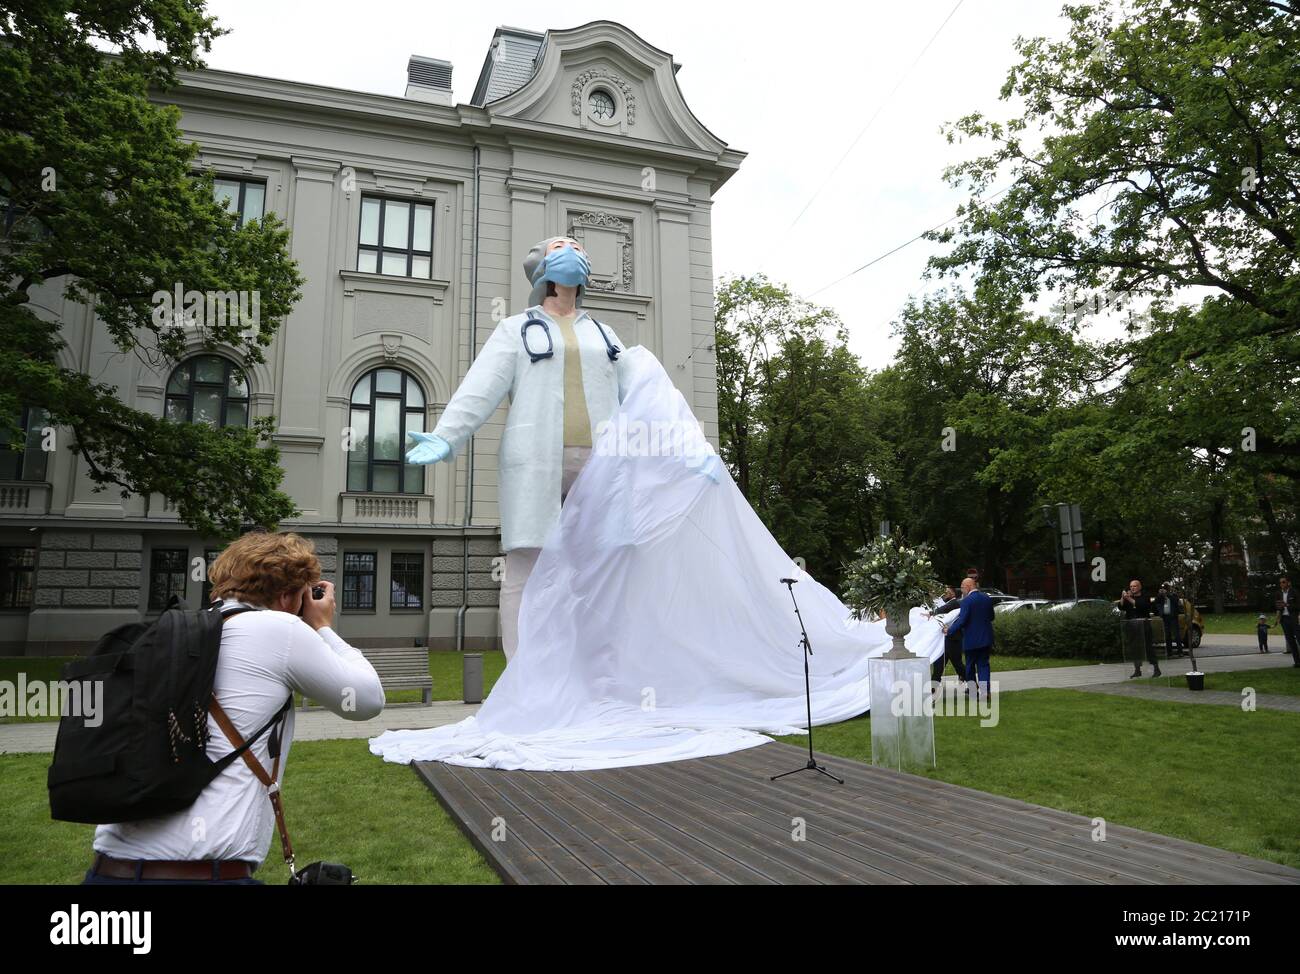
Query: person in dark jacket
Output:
[[929, 585, 968, 685], [1119, 578, 1161, 678], [947, 577, 996, 700], [1153, 583, 1185, 658], [1277, 576, 1300, 667], [1257, 614, 1272, 654]]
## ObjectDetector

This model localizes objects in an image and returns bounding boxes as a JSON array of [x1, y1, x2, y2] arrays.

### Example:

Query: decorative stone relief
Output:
[[571, 67, 636, 126], [568, 211, 633, 293]]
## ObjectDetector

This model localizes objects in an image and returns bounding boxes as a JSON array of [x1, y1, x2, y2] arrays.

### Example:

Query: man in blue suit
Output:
[[946, 576, 996, 700]]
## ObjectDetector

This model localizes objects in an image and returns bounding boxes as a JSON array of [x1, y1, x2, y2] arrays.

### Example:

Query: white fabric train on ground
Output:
[[370, 346, 945, 771]]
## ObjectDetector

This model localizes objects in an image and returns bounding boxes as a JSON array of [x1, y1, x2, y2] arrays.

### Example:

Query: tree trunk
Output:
[[1209, 497, 1226, 614], [986, 484, 1006, 589], [1256, 478, 1298, 577]]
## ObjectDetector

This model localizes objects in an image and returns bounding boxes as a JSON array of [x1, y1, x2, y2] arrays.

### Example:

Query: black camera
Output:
[[289, 861, 355, 886], [297, 583, 326, 617]]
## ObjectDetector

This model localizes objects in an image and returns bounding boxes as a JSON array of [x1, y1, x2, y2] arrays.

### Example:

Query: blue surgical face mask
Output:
[[534, 244, 590, 289]]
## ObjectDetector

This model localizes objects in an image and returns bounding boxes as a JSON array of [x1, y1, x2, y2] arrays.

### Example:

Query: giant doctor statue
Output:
[[406, 237, 630, 659]]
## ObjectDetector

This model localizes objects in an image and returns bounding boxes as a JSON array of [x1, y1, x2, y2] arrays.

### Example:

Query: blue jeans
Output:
[[964, 644, 991, 693]]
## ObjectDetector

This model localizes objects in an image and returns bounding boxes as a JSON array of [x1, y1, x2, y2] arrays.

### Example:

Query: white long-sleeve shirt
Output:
[[93, 600, 385, 868]]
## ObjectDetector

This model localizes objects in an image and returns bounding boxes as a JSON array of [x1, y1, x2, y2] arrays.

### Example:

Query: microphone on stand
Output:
[[771, 574, 843, 785]]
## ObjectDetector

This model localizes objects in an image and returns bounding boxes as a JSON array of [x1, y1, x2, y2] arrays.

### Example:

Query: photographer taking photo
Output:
[[83, 531, 385, 884], [1119, 578, 1161, 679]]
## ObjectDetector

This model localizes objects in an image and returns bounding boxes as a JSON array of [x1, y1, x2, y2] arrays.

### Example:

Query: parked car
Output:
[[994, 599, 1052, 613], [1046, 598, 1112, 612], [979, 588, 1023, 606], [1108, 597, 1204, 650]]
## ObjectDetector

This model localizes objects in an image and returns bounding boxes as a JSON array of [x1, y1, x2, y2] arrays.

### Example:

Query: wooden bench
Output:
[[300, 646, 432, 709]]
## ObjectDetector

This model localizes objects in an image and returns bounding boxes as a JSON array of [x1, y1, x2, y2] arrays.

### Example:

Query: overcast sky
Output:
[[199, 0, 1084, 369]]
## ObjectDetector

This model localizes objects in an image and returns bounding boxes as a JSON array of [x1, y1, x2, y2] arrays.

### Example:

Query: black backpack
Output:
[[48, 598, 291, 824]]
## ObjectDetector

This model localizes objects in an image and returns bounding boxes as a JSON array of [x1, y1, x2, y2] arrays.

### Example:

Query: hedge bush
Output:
[[992, 605, 1121, 659]]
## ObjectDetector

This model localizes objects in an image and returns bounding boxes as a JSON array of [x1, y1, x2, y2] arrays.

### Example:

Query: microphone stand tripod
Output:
[[771, 578, 844, 785]]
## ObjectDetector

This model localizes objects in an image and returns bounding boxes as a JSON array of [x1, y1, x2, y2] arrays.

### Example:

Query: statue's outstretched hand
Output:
[[685, 451, 724, 485], [406, 432, 452, 464]]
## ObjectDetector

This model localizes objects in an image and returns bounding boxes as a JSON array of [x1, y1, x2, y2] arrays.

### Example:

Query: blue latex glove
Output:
[[686, 451, 723, 484], [406, 432, 451, 465]]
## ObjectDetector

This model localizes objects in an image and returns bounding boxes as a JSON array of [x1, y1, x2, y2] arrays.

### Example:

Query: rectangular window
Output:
[[214, 176, 266, 229], [148, 548, 189, 611], [0, 177, 50, 241], [0, 547, 35, 609], [390, 552, 424, 610], [0, 185, 14, 237], [342, 551, 377, 612], [0, 406, 50, 482], [200, 547, 222, 606], [358, 195, 433, 279]]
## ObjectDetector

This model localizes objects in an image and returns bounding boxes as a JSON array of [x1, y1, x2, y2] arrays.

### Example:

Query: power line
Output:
[[806, 179, 1017, 298], [771, 0, 967, 248]]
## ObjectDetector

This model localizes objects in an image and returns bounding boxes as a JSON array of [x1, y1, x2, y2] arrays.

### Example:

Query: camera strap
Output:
[[210, 695, 296, 876]]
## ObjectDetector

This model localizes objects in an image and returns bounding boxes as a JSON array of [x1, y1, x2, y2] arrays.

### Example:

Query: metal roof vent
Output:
[[405, 55, 453, 105]]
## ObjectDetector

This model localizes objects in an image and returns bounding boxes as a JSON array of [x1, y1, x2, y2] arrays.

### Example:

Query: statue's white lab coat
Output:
[[432, 306, 632, 551]]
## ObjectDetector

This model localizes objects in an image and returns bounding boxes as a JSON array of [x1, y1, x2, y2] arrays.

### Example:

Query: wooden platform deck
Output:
[[414, 742, 1300, 885]]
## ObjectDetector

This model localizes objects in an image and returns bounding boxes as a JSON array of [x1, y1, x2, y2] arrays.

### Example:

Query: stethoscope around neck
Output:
[[521, 311, 621, 365]]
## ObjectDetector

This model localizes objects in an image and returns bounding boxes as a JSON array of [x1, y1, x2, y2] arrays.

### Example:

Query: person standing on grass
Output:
[[945, 576, 995, 701], [1119, 578, 1161, 679], [1257, 614, 1272, 654], [1277, 576, 1300, 667], [1154, 582, 1185, 659]]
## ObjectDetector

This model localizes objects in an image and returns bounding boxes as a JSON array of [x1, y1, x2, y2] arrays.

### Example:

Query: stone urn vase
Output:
[[883, 605, 917, 659]]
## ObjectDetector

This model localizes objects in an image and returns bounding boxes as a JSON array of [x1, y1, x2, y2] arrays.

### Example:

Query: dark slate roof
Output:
[[471, 26, 545, 106]]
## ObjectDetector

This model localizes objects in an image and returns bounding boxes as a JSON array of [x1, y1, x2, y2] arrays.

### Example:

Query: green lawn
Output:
[[0, 739, 500, 885], [777, 687, 1300, 870], [987, 655, 1097, 671], [1202, 612, 1276, 635], [1140, 665, 1300, 697], [0, 652, 508, 721], [7, 680, 1298, 882]]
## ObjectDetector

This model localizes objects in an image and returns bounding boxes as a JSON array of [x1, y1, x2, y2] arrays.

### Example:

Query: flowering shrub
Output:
[[841, 534, 943, 620]]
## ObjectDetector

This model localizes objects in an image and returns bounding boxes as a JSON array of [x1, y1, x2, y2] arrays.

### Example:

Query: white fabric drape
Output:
[[370, 347, 945, 771]]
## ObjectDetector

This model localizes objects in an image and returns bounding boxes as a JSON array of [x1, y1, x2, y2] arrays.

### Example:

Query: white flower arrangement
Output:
[[841, 534, 943, 620]]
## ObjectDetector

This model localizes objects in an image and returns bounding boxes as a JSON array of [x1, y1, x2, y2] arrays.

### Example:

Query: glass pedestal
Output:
[[869, 655, 936, 772]]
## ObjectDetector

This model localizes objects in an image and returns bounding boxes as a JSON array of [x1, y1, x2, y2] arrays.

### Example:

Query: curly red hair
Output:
[[209, 531, 320, 607]]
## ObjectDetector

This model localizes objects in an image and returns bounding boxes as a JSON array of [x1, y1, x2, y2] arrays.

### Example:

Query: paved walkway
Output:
[[0, 700, 479, 756], [1074, 682, 1300, 713], [968, 649, 1294, 693], [2, 651, 1292, 756]]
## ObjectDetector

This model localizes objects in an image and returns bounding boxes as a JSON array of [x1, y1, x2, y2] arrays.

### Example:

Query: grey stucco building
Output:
[[1, 20, 743, 654]]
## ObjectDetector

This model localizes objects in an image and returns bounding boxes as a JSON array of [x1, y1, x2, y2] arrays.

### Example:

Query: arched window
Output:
[[347, 368, 426, 493], [165, 355, 250, 428]]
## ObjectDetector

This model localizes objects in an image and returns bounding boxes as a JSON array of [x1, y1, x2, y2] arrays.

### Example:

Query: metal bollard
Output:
[[463, 652, 483, 704]]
